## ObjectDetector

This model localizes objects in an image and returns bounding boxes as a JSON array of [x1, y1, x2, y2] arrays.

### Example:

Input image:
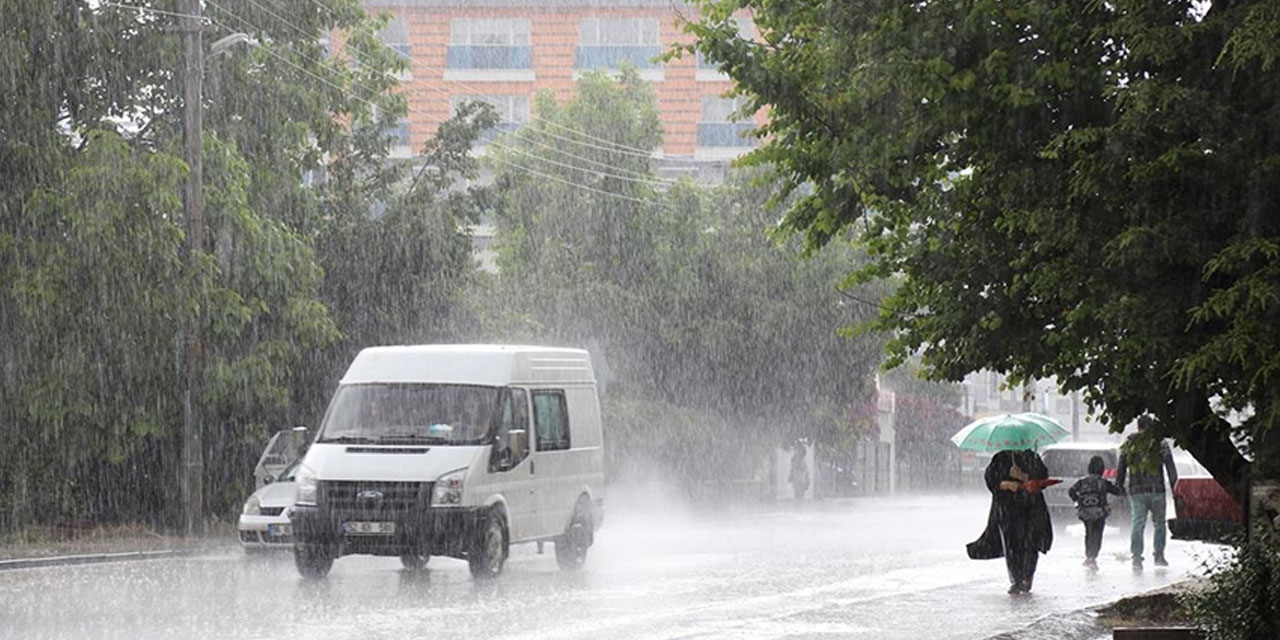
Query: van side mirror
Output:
[[509, 429, 528, 466], [291, 425, 309, 454]]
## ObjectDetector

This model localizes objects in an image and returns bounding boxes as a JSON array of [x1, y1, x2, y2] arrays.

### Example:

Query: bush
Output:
[[1184, 527, 1280, 640]]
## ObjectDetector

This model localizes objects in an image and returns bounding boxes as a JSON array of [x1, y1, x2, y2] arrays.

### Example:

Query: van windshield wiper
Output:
[[317, 435, 379, 444], [378, 433, 451, 445]]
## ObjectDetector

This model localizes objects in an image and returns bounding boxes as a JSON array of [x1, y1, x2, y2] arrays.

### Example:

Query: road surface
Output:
[[0, 492, 1217, 640]]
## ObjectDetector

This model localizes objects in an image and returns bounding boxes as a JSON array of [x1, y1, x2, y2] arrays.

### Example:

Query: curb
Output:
[[982, 580, 1200, 640], [0, 548, 208, 571]]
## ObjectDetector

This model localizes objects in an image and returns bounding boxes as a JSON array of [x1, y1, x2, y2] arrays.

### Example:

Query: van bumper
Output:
[[290, 504, 487, 558]]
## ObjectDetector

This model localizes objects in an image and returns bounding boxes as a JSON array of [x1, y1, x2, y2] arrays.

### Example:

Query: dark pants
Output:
[[1083, 519, 1105, 560], [1000, 527, 1039, 588]]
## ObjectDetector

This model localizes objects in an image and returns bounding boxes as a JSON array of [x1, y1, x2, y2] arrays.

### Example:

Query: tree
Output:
[[479, 70, 883, 488], [0, 0, 432, 529], [304, 101, 500, 422], [681, 0, 1280, 497]]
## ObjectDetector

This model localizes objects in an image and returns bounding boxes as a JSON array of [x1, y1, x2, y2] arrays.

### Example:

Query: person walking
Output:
[[788, 441, 810, 502], [967, 449, 1054, 594], [1116, 416, 1178, 569], [1068, 455, 1125, 569]]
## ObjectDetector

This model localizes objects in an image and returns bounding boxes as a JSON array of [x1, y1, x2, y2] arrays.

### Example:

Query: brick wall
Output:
[[364, 3, 755, 157]]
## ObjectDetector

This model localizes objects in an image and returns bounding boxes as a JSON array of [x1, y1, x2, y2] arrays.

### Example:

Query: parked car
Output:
[[1168, 454, 1243, 542], [1040, 442, 1127, 531], [238, 457, 300, 551]]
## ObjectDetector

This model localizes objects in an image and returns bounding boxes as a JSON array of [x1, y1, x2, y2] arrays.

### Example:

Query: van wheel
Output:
[[555, 504, 592, 570], [468, 509, 507, 580], [400, 552, 429, 571], [294, 544, 333, 578]]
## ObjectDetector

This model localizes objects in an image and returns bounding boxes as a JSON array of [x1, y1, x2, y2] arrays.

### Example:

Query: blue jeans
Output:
[[1129, 492, 1167, 560]]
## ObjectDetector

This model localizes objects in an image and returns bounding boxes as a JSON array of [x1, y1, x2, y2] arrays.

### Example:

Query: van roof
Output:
[[341, 344, 594, 386]]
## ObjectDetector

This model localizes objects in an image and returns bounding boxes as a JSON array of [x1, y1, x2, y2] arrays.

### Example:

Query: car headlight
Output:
[[242, 495, 261, 515], [432, 469, 467, 506], [296, 464, 318, 505]]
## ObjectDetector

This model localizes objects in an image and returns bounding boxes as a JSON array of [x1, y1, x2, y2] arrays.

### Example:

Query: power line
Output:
[[203, 4, 684, 208], [207, 1, 675, 188], [240, 0, 672, 160], [100, 1, 206, 21]]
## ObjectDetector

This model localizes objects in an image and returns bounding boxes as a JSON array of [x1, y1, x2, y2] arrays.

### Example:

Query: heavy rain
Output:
[[1, 1, 1278, 640]]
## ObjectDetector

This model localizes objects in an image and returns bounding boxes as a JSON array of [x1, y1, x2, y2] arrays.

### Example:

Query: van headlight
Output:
[[296, 465, 318, 505], [242, 495, 261, 515], [432, 469, 467, 506]]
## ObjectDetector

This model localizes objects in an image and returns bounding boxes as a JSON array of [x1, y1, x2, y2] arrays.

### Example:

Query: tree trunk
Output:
[[1172, 393, 1251, 505]]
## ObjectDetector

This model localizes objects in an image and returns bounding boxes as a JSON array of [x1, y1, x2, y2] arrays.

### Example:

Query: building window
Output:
[[379, 16, 411, 61], [450, 94, 529, 143], [448, 18, 533, 70], [532, 390, 570, 452], [697, 96, 756, 147], [576, 17, 661, 70], [388, 119, 411, 147]]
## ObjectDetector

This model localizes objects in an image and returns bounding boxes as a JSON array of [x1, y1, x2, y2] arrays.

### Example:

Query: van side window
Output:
[[492, 388, 530, 470], [532, 390, 570, 451]]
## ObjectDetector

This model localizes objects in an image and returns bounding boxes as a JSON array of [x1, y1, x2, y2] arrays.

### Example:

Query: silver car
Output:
[[238, 458, 300, 551], [1040, 442, 1128, 531]]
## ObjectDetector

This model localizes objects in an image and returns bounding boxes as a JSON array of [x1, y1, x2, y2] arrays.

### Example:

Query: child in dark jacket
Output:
[[1068, 455, 1125, 568]]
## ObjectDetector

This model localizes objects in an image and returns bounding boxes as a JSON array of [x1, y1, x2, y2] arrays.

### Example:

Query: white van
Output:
[[289, 345, 605, 579]]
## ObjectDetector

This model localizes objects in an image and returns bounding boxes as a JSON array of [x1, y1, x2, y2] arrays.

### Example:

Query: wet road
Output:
[[0, 493, 1216, 640]]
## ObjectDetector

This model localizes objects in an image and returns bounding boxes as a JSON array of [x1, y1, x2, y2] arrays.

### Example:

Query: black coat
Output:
[[967, 450, 1054, 560]]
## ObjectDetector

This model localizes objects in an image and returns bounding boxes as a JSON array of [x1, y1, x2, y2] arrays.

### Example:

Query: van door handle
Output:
[[530, 460, 535, 475]]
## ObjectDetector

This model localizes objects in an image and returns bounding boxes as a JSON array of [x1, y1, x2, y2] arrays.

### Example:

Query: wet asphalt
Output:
[[0, 492, 1218, 640]]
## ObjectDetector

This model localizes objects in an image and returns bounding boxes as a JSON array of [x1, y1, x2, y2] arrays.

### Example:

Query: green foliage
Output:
[[305, 101, 499, 417], [603, 395, 744, 486], [681, 0, 1280, 493], [1183, 528, 1280, 640], [0, 0, 478, 530], [480, 71, 884, 486]]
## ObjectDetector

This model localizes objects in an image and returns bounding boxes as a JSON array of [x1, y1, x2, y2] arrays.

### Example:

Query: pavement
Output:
[[0, 494, 1222, 640], [0, 525, 235, 570]]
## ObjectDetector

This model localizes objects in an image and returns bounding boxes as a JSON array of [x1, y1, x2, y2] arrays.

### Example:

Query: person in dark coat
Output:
[[1068, 455, 1125, 569], [967, 449, 1054, 594]]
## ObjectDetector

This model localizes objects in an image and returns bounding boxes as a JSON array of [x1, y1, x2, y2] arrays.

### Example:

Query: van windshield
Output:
[[317, 384, 499, 446]]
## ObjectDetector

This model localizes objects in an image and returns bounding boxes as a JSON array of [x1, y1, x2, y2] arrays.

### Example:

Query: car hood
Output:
[[252, 480, 297, 508], [301, 442, 483, 482]]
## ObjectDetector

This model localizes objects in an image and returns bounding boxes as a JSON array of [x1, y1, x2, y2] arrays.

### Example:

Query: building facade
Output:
[[362, 0, 759, 166], [961, 371, 1116, 443]]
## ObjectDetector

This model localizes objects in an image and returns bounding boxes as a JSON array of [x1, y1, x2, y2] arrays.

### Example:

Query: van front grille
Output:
[[320, 480, 428, 512]]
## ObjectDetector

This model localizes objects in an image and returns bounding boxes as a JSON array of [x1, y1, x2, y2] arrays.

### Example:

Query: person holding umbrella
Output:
[[955, 413, 1066, 594]]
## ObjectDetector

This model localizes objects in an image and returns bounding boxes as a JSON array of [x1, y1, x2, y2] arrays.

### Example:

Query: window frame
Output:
[[490, 387, 531, 471], [378, 15, 412, 61], [531, 390, 571, 452], [578, 17, 659, 46], [450, 18, 531, 46]]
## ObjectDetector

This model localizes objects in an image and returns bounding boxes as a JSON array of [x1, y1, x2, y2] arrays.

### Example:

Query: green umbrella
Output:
[[951, 412, 1070, 452]]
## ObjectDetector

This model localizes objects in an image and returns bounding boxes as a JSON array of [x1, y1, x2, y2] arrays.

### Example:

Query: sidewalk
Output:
[[0, 523, 235, 570], [986, 580, 1202, 640]]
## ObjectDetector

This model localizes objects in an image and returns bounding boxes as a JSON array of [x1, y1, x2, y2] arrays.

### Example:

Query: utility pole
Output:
[[1071, 390, 1080, 442], [178, 0, 204, 536]]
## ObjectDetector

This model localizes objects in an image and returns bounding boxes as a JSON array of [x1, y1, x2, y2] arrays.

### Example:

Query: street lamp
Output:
[[210, 32, 254, 58]]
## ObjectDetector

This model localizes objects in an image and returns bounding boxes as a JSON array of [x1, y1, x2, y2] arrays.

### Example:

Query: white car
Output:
[[238, 457, 300, 551]]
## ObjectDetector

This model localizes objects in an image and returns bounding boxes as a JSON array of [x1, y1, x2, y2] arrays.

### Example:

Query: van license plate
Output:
[[268, 523, 293, 536], [342, 521, 395, 535]]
